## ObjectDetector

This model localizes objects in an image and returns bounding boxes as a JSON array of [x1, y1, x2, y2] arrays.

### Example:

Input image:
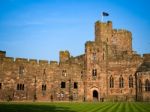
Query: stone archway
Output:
[[93, 90, 98, 101]]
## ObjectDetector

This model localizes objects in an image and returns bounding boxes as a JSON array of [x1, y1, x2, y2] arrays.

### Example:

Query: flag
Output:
[[102, 12, 109, 16]]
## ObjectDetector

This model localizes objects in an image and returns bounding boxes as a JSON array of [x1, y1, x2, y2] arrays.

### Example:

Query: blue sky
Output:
[[0, 0, 150, 61]]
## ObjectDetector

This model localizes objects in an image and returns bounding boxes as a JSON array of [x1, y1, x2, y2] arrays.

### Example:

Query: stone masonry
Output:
[[0, 20, 150, 102]]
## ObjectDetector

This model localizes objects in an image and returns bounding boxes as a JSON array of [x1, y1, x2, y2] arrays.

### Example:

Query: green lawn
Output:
[[0, 102, 150, 112]]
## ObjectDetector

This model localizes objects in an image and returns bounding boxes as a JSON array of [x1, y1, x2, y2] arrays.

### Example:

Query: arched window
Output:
[[92, 53, 96, 61], [92, 69, 97, 76], [42, 84, 46, 91], [19, 66, 24, 75], [139, 79, 142, 92], [17, 84, 24, 90], [62, 70, 67, 77], [145, 79, 150, 92], [119, 75, 124, 88], [110, 75, 114, 88], [129, 75, 133, 88]]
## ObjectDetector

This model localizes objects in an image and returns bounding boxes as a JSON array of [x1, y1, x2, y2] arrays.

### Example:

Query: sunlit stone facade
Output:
[[0, 20, 150, 102]]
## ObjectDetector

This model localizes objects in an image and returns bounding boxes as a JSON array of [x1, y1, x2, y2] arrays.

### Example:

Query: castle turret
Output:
[[59, 50, 70, 63], [0, 51, 6, 58], [95, 21, 132, 55], [95, 21, 112, 44]]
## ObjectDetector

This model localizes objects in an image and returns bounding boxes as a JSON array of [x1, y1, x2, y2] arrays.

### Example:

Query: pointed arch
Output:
[[129, 75, 133, 88], [93, 90, 98, 101], [109, 75, 114, 88], [119, 75, 124, 88], [145, 79, 150, 92], [92, 69, 97, 76], [139, 79, 142, 92]]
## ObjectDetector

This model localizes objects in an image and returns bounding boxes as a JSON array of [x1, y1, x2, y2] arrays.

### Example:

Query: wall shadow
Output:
[[0, 103, 76, 112]]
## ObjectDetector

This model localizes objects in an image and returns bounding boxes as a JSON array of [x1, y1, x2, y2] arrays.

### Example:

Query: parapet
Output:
[[50, 61, 58, 67], [113, 29, 132, 37], [95, 20, 112, 27], [0, 50, 6, 58], [3, 57, 14, 62], [85, 41, 95, 47], [39, 60, 49, 64], [132, 54, 142, 61], [50, 61, 58, 65], [15, 58, 28, 63], [59, 50, 70, 63], [143, 54, 150, 62], [29, 59, 38, 64]]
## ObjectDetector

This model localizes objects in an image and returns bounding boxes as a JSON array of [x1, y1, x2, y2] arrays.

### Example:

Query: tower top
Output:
[[0, 50, 6, 58]]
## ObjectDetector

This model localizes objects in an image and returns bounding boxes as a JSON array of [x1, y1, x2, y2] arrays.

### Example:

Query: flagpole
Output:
[[101, 13, 103, 22], [101, 12, 109, 22]]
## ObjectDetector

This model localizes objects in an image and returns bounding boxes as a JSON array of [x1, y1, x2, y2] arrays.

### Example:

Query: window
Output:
[[0, 83, 1, 89], [103, 53, 105, 60], [139, 79, 142, 92], [81, 71, 83, 79], [73, 93, 78, 100], [145, 79, 150, 92], [107, 38, 108, 42], [42, 84, 46, 91], [92, 69, 97, 76], [92, 53, 96, 60], [119, 75, 124, 88], [129, 75, 133, 88], [74, 82, 78, 89], [110, 75, 114, 88], [42, 69, 46, 80], [19, 66, 24, 75], [61, 82, 66, 88], [43, 69, 46, 74], [62, 70, 67, 77], [17, 84, 24, 90]]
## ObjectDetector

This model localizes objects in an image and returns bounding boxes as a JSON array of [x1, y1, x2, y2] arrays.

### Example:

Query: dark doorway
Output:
[[93, 90, 98, 101]]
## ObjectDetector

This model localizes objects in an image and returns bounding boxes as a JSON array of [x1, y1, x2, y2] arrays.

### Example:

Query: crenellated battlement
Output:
[[143, 54, 150, 62], [29, 59, 38, 64], [3, 57, 14, 62], [39, 60, 49, 64], [95, 20, 112, 28], [59, 50, 70, 63], [95, 21, 132, 53], [85, 41, 95, 47], [15, 58, 28, 63], [50, 61, 58, 67], [0, 50, 6, 58], [113, 29, 132, 36], [0, 55, 61, 66]]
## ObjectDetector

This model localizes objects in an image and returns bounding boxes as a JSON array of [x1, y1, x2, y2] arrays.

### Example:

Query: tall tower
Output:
[[95, 21, 112, 44], [84, 21, 112, 101], [95, 20, 132, 55], [59, 51, 70, 63]]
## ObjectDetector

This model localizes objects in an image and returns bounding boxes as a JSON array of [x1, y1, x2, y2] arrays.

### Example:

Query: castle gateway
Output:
[[0, 20, 150, 102]]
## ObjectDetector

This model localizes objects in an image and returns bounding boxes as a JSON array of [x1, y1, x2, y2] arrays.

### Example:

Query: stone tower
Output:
[[0, 19, 149, 102]]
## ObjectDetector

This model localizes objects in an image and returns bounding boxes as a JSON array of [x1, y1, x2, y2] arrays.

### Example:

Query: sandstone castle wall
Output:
[[0, 20, 150, 102]]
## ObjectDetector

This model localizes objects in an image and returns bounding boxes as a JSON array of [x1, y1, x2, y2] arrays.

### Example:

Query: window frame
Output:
[[145, 79, 150, 92], [110, 75, 114, 88], [129, 75, 133, 88], [61, 82, 66, 88], [74, 82, 78, 89], [119, 75, 124, 88], [42, 84, 46, 91]]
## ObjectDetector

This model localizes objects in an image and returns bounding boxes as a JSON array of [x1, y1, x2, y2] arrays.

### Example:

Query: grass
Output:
[[0, 102, 150, 112]]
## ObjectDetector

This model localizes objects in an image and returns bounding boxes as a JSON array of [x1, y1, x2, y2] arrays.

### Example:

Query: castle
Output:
[[0, 20, 150, 102]]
